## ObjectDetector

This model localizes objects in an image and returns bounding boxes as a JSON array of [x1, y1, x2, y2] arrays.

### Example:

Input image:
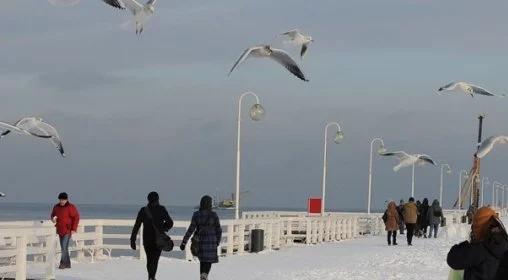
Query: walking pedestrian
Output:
[[50, 192, 80, 269], [447, 207, 508, 280], [383, 201, 400, 245], [427, 199, 444, 238], [180, 195, 222, 280], [415, 200, 422, 237], [130, 191, 174, 280], [397, 199, 405, 235], [419, 198, 430, 238], [403, 197, 418, 246]]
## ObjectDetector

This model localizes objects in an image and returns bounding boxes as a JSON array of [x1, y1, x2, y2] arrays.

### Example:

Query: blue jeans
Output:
[[59, 234, 71, 265], [428, 223, 439, 238]]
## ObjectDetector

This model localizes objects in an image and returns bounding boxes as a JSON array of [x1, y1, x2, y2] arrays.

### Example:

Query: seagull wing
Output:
[[417, 155, 436, 166], [102, 0, 126, 9], [301, 43, 309, 58], [470, 84, 504, 97], [477, 135, 508, 158], [34, 121, 66, 157], [122, 0, 143, 14], [282, 29, 300, 40], [146, 0, 156, 5], [438, 81, 456, 92], [228, 47, 259, 77], [269, 48, 308, 81], [15, 117, 52, 138], [0, 121, 29, 138], [379, 151, 411, 161]]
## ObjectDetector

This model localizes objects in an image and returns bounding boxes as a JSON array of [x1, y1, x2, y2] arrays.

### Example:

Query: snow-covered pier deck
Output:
[[1, 210, 504, 280]]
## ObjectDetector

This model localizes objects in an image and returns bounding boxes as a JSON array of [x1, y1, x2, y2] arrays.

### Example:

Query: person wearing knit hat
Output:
[[447, 207, 508, 280]]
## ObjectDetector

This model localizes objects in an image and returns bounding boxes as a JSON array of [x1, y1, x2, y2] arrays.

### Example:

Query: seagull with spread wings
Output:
[[379, 151, 436, 172], [438, 82, 505, 97], [102, 0, 157, 34], [477, 135, 508, 158], [228, 45, 309, 81], [1, 117, 66, 157], [281, 29, 313, 58]]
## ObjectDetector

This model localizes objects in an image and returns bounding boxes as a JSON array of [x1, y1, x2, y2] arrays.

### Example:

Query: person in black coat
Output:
[[419, 198, 430, 238], [448, 207, 508, 280], [180, 195, 222, 280], [131, 192, 174, 280], [496, 250, 508, 280]]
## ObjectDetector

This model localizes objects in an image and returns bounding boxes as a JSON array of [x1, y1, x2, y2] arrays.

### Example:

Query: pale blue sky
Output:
[[1, 0, 508, 210]]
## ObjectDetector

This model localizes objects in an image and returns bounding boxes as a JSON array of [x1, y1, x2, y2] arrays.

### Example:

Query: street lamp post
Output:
[[493, 181, 503, 208], [367, 137, 386, 214], [411, 163, 415, 197], [235, 92, 265, 219], [458, 170, 468, 210], [440, 164, 451, 206], [321, 122, 344, 215], [481, 177, 490, 207]]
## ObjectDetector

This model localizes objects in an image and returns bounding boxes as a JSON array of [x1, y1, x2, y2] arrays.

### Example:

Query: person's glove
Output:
[[130, 240, 136, 251], [180, 243, 186, 251]]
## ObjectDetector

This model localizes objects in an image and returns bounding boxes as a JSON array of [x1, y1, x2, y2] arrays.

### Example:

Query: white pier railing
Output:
[[1, 208, 504, 280]]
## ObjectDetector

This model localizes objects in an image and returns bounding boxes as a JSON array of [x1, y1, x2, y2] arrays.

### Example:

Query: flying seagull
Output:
[[228, 45, 309, 81], [379, 151, 436, 172], [477, 135, 508, 158], [0, 192, 5, 198], [281, 29, 313, 58], [438, 82, 505, 97], [1, 117, 66, 157], [102, 0, 156, 34]]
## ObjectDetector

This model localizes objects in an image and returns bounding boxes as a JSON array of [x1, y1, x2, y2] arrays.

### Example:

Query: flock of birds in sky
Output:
[[1, 0, 508, 199]]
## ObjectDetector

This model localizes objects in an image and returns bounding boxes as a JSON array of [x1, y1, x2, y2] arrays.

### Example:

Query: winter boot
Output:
[[200, 273, 208, 280]]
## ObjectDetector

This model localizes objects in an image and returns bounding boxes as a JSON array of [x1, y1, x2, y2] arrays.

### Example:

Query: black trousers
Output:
[[387, 231, 397, 245], [405, 223, 416, 245], [144, 246, 162, 279], [200, 262, 212, 274]]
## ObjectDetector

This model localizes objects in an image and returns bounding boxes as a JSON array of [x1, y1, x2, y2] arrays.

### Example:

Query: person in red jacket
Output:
[[50, 192, 80, 269]]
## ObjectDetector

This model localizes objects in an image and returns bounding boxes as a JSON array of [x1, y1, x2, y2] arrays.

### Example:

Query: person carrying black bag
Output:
[[131, 191, 174, 280], [180, 195, 222, 280]]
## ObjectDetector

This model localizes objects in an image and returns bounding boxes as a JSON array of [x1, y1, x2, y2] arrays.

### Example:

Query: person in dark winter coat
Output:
[[397, 199, 405, 235], [419, 198, 430, 238], [496, 250, 508, 280], [415, 200, 422, 237], [427, 199, 444, 238], [50, 192, 80, 269], [131, 192, 174, 280], [383, 201, 400, 245], [180, 195, 222, 280], [448, 207, 508, 280]]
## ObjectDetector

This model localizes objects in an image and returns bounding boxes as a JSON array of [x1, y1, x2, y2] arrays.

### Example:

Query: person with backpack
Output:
[[447, 207, 508, 280], [131, 192, 174, 280], [427, 199, 444, 238], [383, 201, 400, 245], [180, 195, 222, 280]]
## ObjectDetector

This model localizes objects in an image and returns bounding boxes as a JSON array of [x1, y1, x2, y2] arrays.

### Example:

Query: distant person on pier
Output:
[[382, 201, 400, 245], [447, 207, 508, 280], [427, 199, 444, 238], [397, 199, 405, 235], [403, 197, 418, 246], [180, 195, 222, 280], [130, 191, 174, 280], [50, 192, 80, 269], [419, 198, 430, 238]]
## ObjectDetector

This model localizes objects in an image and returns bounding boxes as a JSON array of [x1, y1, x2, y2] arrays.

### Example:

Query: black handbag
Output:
[[190, 216, 215, 257], [144, 207, 174, 252]]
